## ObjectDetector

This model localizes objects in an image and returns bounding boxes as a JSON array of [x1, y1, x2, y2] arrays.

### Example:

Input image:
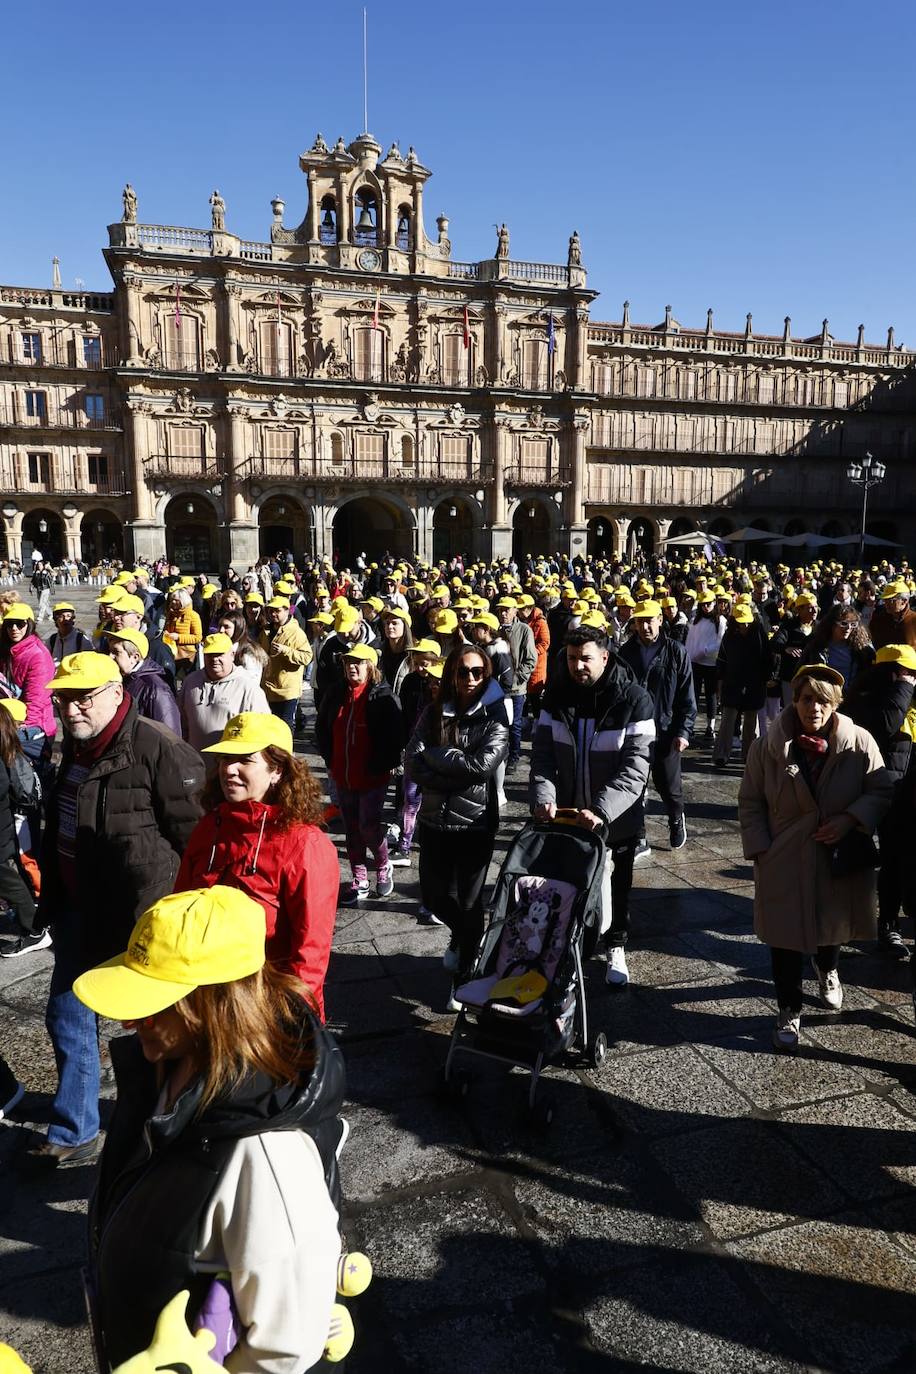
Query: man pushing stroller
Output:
[[529, 623, 655, 985]]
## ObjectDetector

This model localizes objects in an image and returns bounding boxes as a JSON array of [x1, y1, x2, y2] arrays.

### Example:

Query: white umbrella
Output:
[[662, 531, 708, 546], [765, 533, 834, 548], [830, 532, 902, 548], [721, 526, 776, 543]]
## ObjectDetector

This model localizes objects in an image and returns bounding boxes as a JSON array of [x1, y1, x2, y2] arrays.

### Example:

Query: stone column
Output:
[[307, 171, 319, 241], [123, 273, 143, 365], [655, 516, 672, 552], [613, 516, 630, 555], [569, 414, 589, 535], [4, 513, 23, 565], [226, 403, 250, 523], [223, 282, 242, 370], [125, 399, 154, 521], [337, 178, 350, 243], [493, 304, 508, 384], [489, 417, 512, 559], [574, 308, 590, 391], [412, 182, 424, 247]]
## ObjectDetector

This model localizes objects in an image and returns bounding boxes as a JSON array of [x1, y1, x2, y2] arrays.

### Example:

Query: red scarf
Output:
[[73, 691, 132, 765]]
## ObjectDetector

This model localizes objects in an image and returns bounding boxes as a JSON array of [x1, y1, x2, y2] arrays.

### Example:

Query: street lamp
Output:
[[845, 451, 887, 562]]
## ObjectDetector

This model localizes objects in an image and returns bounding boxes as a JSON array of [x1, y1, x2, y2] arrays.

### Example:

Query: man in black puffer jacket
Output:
[[530, 624, 654, 987], [28, 653, 204, 1168], [619, 600, 696, 855]]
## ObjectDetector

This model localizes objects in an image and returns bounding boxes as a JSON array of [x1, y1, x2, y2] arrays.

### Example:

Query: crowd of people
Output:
[[0, 540, 914, 1369]]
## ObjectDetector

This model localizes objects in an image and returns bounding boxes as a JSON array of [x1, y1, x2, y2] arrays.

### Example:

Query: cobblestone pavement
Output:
[[1, 587, 915, 1372]]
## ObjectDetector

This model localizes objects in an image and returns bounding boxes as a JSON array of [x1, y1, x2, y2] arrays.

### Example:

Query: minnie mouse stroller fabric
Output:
[[446, 819, 607, 1106]]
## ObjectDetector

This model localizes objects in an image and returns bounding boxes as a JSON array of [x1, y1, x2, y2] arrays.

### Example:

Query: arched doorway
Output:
[[22, 508, 63, 565], [164, 494, 218, 573], [669, 516, 699, 538], [512, 499, 551, 563], [433, 498, 473, 563], [626, 518, 654, 559], [258, 495, 309, 562], [587, 515, 614, 559], [80, 508, 123, 563], [332, 496, 413, 566]]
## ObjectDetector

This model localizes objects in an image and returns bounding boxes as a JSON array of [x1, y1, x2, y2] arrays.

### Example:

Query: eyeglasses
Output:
[[457, 665, 485, 680], [52, 682, 116, 712], [5, 621, 27, 630]]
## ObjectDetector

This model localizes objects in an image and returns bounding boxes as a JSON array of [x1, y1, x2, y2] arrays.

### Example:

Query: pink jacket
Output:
[[9, 635, 56, 734]]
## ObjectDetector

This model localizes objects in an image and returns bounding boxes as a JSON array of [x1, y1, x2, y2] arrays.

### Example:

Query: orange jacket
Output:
[[526, 607, 551, 689]]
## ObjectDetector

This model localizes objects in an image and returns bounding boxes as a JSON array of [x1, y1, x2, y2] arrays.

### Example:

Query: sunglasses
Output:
[[457, 665, 485, 680], [5, 620, 28, 629]]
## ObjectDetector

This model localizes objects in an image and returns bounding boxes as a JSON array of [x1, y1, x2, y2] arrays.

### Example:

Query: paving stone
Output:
[[583, 1248, 803, 1372], [351, 1304, 582, 1374], [343, 1029, 440, 1106], [342, 1099, 479, 1201], [625, 935, 723, 988], [1, 1267, 96, 1374], [798, 1002, 916, 1085], [652, 982, 780, 1043], [347, 1190, 543, 1317], [650, 1117, 845, 1240], [773, 1091, 916, 1203], [728, 1218, 916, 1372], [694, 1032, 871, 1112], [326, 971, 417, 1040], [584, 1043, 753, 1135], [678, 926, 773, 978], [325, 941, 388, 984]]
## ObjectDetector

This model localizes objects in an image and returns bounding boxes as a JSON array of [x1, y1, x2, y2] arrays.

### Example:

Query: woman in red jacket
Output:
[[0, 602, 56, 770], [174, 712, 339, 1019]]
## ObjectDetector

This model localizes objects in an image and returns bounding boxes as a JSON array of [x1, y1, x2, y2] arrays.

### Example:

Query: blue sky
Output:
[[4, 0, 915, 344]]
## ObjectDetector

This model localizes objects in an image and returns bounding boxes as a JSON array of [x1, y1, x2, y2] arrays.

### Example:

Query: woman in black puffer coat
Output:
[[406, 644, 509, 999]]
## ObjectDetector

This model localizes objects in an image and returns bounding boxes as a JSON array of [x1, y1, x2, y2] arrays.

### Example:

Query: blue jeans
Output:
[[508, 694, 525, 763], [44, 910, 100, 1146], [270, 698, 298, 728]]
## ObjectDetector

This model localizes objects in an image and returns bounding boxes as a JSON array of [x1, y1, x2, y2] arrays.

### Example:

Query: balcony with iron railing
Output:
[[144, 453, 222, 481], [1, 334, 119, 369], [316, 454, 495, 485], [505, 460, 572, 488], [0, 400, 121, 431], [1, 455, 129, 496]]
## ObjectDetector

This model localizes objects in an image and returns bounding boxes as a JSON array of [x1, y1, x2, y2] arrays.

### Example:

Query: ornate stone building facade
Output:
[[1, 131, 914, 569]]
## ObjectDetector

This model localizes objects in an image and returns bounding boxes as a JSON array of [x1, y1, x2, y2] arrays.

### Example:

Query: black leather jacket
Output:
[[406, 679, 509, 831]]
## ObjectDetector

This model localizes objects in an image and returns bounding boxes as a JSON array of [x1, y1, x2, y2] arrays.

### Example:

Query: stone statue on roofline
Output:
[[567, 230, 582, 267], [210, 190, 226, 232], [496, 223, 510, 259], [122, 184, 137, 224]]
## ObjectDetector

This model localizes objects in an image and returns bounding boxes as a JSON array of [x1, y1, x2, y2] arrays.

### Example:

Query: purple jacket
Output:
[[9, 634, 56, 735], [124, 658, 180, 735]]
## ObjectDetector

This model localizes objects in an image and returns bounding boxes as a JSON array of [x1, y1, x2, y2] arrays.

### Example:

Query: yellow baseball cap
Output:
[[52, 602, 75, 614], [112, 572, 134, 586], [3, 603, 33, 623], [408, 638, 441, 655], [381, 605, 410, 623], [361, 596, 384, 612], [0, 698, 27, 723], [731, 604, 754, 624], [468, 612, 499, 631], [245, 592, 265, 606], [792, 663, 844, 688], [266, 596, 291, 611], [201, 632, 233, 655], [203, 711, 294, 755], [341, 643, 379, 665], [96, 586, 124, 604], [880, 581, 909, 601], [109, 594, 145, 616], [335, 606, 360, 634], [308, 611, 334, 627], [426, 660, 444, 680], [73, 887, 267, 1021], [108, 627, 149, 658], [432, 610, 458, 633], [632, 599, 663, 619], [47, 652, 121, 692], [876, 643, 916, 672], [495, 596, 518, 609]]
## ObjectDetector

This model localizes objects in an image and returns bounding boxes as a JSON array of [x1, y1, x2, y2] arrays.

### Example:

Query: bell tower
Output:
[[269, 131, 452, 276]]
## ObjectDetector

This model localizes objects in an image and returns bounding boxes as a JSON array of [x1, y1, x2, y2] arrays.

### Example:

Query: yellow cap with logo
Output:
[[47, 652, 121, 692], [108, 628, 149, 658], [73, 887, 267, 1021], [201, 632, 233, 655], [203, 711, 293, 755], [3, 603, 33, 623], [341, 643, 378, 665]]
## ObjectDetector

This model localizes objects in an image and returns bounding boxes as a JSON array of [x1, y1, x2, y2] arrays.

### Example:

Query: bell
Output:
[[397, 213, 410, 235], [321, 207, 335, 230], [356, 205, 375, 230]]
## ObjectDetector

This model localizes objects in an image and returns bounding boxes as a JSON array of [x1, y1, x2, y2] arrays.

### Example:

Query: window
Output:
[[82, 336, 102, 367], [400, 434, 415, 467], [396, 205, 412, 251], [85, 394, 105, 424], [521, 339, 546, 391], [833, 380, 848, 408], [330, 432, 345, 465], [27, 453, 51, 485], [441, 334, 468, 386], [758, 374, 774, 405], [264, 428, 295, 459], [353, 327, 383, 382], [439, 434, 470, 474], [259, 321, 292, 376], [88, 455, 110, 488], [355, 432, 385, 473], [25, 391, 46, 420], [168, 426, 206, 474], [21, 332, 41, 363], [164, 312, 199, 370]]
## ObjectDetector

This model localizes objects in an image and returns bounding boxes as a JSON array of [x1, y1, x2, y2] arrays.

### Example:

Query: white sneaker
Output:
[[812, 960, 843, 1010], [445, 986, 462, 1013], [773, 1008, 801, 1050], [606, 946, 629, 985]]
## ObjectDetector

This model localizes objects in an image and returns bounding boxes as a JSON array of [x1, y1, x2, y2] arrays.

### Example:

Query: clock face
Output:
[[358, 248, 382, 272]]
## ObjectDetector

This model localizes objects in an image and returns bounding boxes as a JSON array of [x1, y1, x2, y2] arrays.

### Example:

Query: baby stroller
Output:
[[443, 817, 608, 1123]]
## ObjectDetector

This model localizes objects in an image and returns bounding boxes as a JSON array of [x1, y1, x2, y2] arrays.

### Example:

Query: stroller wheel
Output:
[[530, 1097, 555, 1129], [590, 1031, 608, 1070], [437, 1066, 471, 1100]]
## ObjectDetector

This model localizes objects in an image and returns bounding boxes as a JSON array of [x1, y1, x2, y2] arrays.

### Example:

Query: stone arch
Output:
[[511, 494, 556, 563], [587, 514, 615, 559], [331, 491, 416, 566], [432, 495, 481, 563], [253, 489, 313, 562], [80, 507, 124, 563], [163, 490, 220, 572], [21, 507, 64, 566]]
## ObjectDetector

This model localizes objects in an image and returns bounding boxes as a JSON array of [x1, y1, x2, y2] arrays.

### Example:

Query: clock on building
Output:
[[357, 248, 382, 272]]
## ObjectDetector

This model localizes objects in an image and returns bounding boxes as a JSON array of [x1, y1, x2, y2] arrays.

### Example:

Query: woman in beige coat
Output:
[[738, 664, 892, 1050]]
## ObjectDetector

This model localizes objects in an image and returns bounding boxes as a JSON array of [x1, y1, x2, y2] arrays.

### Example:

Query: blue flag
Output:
[[547, 313, 555, 356]]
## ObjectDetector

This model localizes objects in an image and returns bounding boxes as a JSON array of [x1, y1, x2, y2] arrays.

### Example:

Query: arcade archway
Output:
[[512, 498, 551, 562], [433, 498, 474, 563], [258, 495, 310, 562], [164, 494, 218, 573], [332, 495, 414, 566], [80, 508, 123, 563], [22, 509, 63, 565], [587, 515, 614, 559]]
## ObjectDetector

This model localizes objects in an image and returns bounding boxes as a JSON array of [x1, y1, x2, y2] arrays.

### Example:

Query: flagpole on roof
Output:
[[362, 8, 369, 134]]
